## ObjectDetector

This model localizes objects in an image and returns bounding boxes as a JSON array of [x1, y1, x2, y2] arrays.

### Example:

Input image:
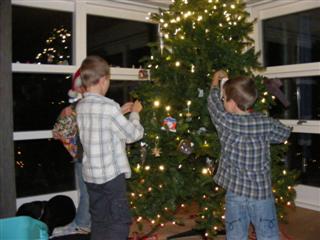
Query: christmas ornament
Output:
[[220, 77, 228, 99], [185, 112, 192, 122], [161, 116, 177, 132], [152, 147, 161, 157], [197, 88, 204, 98], [197, 127, 207, 134], [178, 140, 194, 155], [138, 69, 149, 79], [186, 100, 192, 122], [206, 157, 217, 175], [140, 142, 147, 164]]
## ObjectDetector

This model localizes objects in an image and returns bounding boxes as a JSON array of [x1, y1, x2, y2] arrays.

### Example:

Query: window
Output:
[[269, 77, 320, 120], [12, 5, 73, 65], [87, 14, 158, 68], [13, 73, 71, 131], [286, 133, 320, 187], [250, 0, 320, 209], [11, 0, 155, 203], [15, 139, 75, 197], [107, 80, 144, 105], [263, 8, 320, 67]]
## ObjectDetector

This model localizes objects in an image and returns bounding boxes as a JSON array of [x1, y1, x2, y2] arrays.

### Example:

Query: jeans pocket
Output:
[[260, 218, 278, 238], [110, 198, 132, 224], [226, 218, 247, 240]]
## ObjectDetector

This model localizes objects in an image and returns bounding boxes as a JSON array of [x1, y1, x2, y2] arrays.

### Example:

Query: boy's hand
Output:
[[121, 102, 134, 114], [132, 100, 143, 113], [211, 70, 228, 88]]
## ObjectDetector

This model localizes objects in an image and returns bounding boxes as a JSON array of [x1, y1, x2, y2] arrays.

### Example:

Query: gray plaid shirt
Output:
[[76, 92, 144, 184], [208, 88, 291, 199]]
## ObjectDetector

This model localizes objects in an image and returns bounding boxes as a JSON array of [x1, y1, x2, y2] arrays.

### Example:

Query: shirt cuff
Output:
[[129, 112, 140, 121]]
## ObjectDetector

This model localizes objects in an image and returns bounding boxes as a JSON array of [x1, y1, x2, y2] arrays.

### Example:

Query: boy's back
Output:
[[76, 92, 143, 184], [210, 107, 290, 199], [208, 71, 291, 240]]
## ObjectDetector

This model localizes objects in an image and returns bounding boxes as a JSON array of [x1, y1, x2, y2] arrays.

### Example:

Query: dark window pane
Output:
[[12, 5, 73, 65], [269, 77, 320, 120], [286, 133, 320, 187], [15, 139, 75, 197], [263, 8, 320, 66], [87, 15, 157, 68], [13, 73, 71, 131], [107, 80, 144, 105]]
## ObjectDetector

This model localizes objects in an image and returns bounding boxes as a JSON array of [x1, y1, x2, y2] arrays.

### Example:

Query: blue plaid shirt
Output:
[[208, 88, 291, 199]]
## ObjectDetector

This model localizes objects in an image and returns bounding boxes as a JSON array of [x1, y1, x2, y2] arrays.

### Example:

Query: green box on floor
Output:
[[0, 216, 48, 240]]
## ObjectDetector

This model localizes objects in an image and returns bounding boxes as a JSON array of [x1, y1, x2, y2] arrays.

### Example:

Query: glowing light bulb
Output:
[[202, 168, 209, 175], [154, 100, 160, 107]]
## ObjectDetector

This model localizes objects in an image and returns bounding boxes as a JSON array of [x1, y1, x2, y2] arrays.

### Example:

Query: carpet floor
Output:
[[51, 206, 320, 240]]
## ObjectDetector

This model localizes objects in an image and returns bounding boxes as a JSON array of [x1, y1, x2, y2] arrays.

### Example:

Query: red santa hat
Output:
[[68, 68, 83, 102]]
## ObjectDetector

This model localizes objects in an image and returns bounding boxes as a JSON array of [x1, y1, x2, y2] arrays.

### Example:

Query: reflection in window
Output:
[[286, 133, 320, 187], [13, 73, 71, 131], [15, 139, 75, 197], [12, 5, 73, 65], [269, 77, 320, 120], [87, 15, 158, 68], [263, 8, 320, 66]]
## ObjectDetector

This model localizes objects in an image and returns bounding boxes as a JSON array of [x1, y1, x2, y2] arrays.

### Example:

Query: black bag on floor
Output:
[[17, 195, 76, 235]]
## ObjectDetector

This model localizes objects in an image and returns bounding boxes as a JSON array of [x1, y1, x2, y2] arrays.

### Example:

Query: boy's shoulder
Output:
[[78, 93, 120, 111]]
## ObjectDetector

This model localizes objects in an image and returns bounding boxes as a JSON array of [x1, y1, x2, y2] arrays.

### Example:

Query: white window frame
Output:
[[247, 0, 320, 211], [12, 0, 158, 208]]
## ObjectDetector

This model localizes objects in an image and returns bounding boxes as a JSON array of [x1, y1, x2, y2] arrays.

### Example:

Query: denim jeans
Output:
[[74, 161, 91, 229], [86, 174, 132, 240], [225, 191, 279, 240]]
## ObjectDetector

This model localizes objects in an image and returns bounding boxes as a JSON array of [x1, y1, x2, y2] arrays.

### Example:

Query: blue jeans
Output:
[[86, 174, 132, 240], [225, 191, 279, 240], [74, 161, 91, 229]]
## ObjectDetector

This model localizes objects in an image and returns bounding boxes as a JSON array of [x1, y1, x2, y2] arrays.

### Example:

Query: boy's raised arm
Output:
[[207, 70, 228, 126], [269, 118, 292, 144], [111, 102, 144, 144]]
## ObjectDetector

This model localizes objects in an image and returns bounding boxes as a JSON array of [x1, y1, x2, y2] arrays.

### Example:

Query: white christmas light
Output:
[[154, 100, 160, 107]]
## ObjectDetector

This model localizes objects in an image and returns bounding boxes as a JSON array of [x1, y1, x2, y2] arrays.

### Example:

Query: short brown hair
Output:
[[223, 76, 258, 111], [80, 55, 110, 88]]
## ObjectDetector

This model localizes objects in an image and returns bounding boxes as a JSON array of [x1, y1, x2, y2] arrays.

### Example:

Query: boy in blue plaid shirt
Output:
[[207, 70, 291, 240]]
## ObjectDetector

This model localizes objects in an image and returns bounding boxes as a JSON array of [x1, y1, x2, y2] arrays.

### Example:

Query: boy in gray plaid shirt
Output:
[[208, 70, 291, 240]]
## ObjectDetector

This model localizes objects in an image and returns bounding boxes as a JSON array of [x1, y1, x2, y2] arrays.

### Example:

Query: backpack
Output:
[[16, 195, 76, 235]]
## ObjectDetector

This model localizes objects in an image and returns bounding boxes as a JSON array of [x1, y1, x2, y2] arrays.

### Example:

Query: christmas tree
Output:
[[128, 0, 297, 238]]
